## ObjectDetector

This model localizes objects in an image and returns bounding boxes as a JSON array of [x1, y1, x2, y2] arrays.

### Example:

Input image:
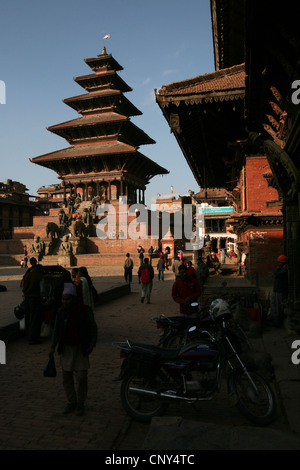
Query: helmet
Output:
[[209, 299, 231, 320], [14, 303, 25, 320], [277, 255, 288, 263]]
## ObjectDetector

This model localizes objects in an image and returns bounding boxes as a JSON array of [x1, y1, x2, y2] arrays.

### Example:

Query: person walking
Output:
[[195, 257, 209, 287], [137, 245, 145, 265], [156, 255, 165, 281], [172, 256, 182, 279], [138, 257, 154, 304], [124, 253, 134, 283], [22, 257, 44, 344], [78, 267, 95, 311], [23, 245, 28, 268], [187, 260, 196, 277], [49, 283, 98, 416], [163, 250, 169, 270]]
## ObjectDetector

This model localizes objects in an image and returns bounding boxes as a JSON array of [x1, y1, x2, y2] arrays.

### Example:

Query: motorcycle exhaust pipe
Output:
[[128, 386, 212, 402]]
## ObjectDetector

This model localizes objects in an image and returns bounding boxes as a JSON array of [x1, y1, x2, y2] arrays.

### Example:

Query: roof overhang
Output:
[[156, 64, 247, 189]]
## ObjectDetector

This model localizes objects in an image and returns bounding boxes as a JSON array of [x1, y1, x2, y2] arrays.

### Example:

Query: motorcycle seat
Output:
[[129, 342, 181, 360]]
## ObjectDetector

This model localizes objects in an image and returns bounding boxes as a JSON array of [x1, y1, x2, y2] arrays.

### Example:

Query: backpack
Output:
[[140, 267, 151, 284], [125, 258, 133, 268]]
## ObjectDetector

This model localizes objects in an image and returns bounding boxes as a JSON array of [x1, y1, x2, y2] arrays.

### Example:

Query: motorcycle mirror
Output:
[[190, 302, 198, 307], [189, 326, 197, 333]]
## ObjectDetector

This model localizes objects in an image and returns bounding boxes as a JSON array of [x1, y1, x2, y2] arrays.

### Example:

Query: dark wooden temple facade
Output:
[[31, 46, 168, 205], [156, 0, 300, 330]]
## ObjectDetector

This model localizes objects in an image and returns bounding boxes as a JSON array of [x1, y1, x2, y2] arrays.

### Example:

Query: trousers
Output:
[[24, 297, 42, 342], [62, 370, 88, 405], [141, 281, 153, 303], [124, 267, 133, 283]]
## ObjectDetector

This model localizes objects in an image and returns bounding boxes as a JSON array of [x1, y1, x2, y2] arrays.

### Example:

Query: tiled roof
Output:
[[194, 187, 231, 199], [157, 63, 245, 97], [47, 113, 128, 131], [31, 141, 137, 162]]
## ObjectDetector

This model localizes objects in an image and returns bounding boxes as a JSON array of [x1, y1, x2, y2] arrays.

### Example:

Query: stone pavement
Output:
[[1, 265, 300, 450]]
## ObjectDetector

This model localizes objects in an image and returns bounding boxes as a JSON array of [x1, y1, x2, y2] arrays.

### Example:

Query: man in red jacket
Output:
[[138, 257, 154, 304], [172, 264, 202, 317]]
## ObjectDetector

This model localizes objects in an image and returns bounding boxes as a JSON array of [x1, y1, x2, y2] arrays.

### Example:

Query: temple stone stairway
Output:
[[0, 199, 164, 267], [0, 248, 160, 268]]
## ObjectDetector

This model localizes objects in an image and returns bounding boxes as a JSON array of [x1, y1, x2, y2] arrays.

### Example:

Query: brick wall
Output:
[[240, 228, 284, 286], [245, 156, 280, 212]]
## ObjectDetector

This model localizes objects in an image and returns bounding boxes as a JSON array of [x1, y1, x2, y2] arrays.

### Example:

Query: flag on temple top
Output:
[[103, 34, 110, 39]]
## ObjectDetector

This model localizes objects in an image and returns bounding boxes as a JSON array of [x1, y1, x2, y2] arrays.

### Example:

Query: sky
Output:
[[0, 0, 215, 208]]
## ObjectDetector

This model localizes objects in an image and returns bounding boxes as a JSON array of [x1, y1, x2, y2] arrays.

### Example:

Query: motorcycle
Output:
[[153, 304, 214, 348], [115, 301, 276, 426], [153, 299, 252, 351]]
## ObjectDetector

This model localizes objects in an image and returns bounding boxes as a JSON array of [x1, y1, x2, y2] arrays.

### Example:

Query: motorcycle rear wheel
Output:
[[232, 370, 276, 425], [121, 373, 169, 422]]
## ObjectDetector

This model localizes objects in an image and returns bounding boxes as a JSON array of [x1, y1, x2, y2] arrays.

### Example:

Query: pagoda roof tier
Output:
[[63, 89, 142, 116], [84, 51, 123, 73], [47, 112, 156, 146], [30, 142, 168, 182], [74, 71, 132, 93]]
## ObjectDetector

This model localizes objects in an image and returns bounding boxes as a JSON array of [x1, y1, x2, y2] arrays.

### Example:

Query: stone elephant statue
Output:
[[71, 220, 86, 238], [58, 209, 68, 225], [46, 222, 60, 238]]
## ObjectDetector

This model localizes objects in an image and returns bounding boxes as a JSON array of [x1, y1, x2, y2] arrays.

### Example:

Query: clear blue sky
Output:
[[0, 0, 214, 207]]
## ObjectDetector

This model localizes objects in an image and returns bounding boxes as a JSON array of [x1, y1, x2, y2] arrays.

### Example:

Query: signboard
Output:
[[198, 206, 234, 215]]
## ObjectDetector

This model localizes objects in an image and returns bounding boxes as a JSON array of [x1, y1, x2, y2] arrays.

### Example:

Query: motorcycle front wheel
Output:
[[232, 370, 276, 425], [120, 373, 169, 422]]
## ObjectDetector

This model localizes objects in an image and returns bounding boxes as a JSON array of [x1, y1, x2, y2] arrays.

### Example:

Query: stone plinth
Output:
[[57, 254, 74, 268]]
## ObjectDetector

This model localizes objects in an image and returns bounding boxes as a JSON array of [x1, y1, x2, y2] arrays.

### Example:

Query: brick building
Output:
[[228, 156, 283, 285], [0, 180, 38, 238]]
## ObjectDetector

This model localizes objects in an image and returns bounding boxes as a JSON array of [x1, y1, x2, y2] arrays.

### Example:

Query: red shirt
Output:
[[172, 276, 202, 315], [187, 266, 195, 277]]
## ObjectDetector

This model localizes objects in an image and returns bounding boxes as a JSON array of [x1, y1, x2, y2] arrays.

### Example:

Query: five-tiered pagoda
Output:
[[31, 46, 168, 205]]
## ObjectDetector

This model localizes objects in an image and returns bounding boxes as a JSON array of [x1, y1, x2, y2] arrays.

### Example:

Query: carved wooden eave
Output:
[[47, 113, 155, 147], [74, 71, 132, 93], [261, 86, 292, 149], [226, 212, 283, 235], [31, 144, 168, 180], [210, 0, 245, 71], [155, 64, 247, 188], [158, 89, 245, 108], [63, 90, 142, 117]]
